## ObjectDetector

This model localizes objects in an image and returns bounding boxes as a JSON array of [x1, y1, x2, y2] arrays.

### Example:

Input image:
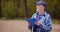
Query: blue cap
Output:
[[36, 0, 46, 6]]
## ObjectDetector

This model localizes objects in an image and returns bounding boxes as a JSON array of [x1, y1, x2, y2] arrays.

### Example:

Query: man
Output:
[[26, 0, 52, 32]]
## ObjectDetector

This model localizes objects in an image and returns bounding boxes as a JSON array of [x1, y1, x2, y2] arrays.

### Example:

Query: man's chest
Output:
[[34, 15, 46, 24]]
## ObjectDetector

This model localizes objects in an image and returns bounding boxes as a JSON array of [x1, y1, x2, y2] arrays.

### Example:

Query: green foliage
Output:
[[45, 0, 60, 19], [0, 0, 60, 19], [2, 0, 15, 19]]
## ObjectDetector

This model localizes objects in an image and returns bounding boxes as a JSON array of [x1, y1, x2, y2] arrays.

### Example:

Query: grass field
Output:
[[0, 20, 60, 32]]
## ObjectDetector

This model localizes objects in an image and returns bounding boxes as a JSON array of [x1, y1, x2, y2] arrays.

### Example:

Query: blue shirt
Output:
[[30, 11, 52, 32]]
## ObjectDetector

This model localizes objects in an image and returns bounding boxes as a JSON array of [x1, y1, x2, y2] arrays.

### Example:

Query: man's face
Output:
[[36, 5, 45, 14]]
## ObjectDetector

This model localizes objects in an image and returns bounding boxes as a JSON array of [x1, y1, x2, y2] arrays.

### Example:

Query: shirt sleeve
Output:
[[40, 15, 52, 31]]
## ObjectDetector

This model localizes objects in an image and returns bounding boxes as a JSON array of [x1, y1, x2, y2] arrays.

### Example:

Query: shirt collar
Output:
[[36, 11, 46, 16]]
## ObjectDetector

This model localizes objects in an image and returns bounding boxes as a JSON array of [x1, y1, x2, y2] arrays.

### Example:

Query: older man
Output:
[[26, 0, 52, 32]]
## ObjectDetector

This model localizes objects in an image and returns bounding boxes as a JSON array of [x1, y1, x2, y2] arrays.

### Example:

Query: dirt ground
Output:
[[0, 20, 60, 32]]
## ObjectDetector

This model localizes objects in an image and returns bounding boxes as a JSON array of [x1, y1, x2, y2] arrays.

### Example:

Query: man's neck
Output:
[[39, 12, 44, 15]]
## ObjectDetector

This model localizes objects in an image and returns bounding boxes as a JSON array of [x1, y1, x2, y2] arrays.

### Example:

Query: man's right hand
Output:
[[35, 21, 40, 26], [26, 22, 30, 27]]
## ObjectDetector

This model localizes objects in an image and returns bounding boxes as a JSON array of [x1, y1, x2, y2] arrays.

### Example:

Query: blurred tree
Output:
[[23, 0, 28, 19], [13, 0, 21, 18], [0, 0, 2, 18]]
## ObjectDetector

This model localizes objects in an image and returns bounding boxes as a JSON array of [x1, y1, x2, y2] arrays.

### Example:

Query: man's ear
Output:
[[44, 6, 46, 10]]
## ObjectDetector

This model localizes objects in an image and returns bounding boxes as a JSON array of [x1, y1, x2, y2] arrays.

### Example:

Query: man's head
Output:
[[36, 0, 46, 14]]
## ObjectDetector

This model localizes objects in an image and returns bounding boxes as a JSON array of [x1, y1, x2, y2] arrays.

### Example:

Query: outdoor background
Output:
[[0, 0, 60, 32]]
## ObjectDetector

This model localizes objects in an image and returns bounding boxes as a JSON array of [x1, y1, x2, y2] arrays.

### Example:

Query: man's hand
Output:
[[35, 21, 40, 26], [26, 22, 30, 27]]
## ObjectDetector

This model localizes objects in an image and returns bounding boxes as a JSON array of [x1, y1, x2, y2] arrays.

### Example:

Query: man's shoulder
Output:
[[31, 12, 37, 18], [32, 12, 37, 16], [45, 12, 51, 17]]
